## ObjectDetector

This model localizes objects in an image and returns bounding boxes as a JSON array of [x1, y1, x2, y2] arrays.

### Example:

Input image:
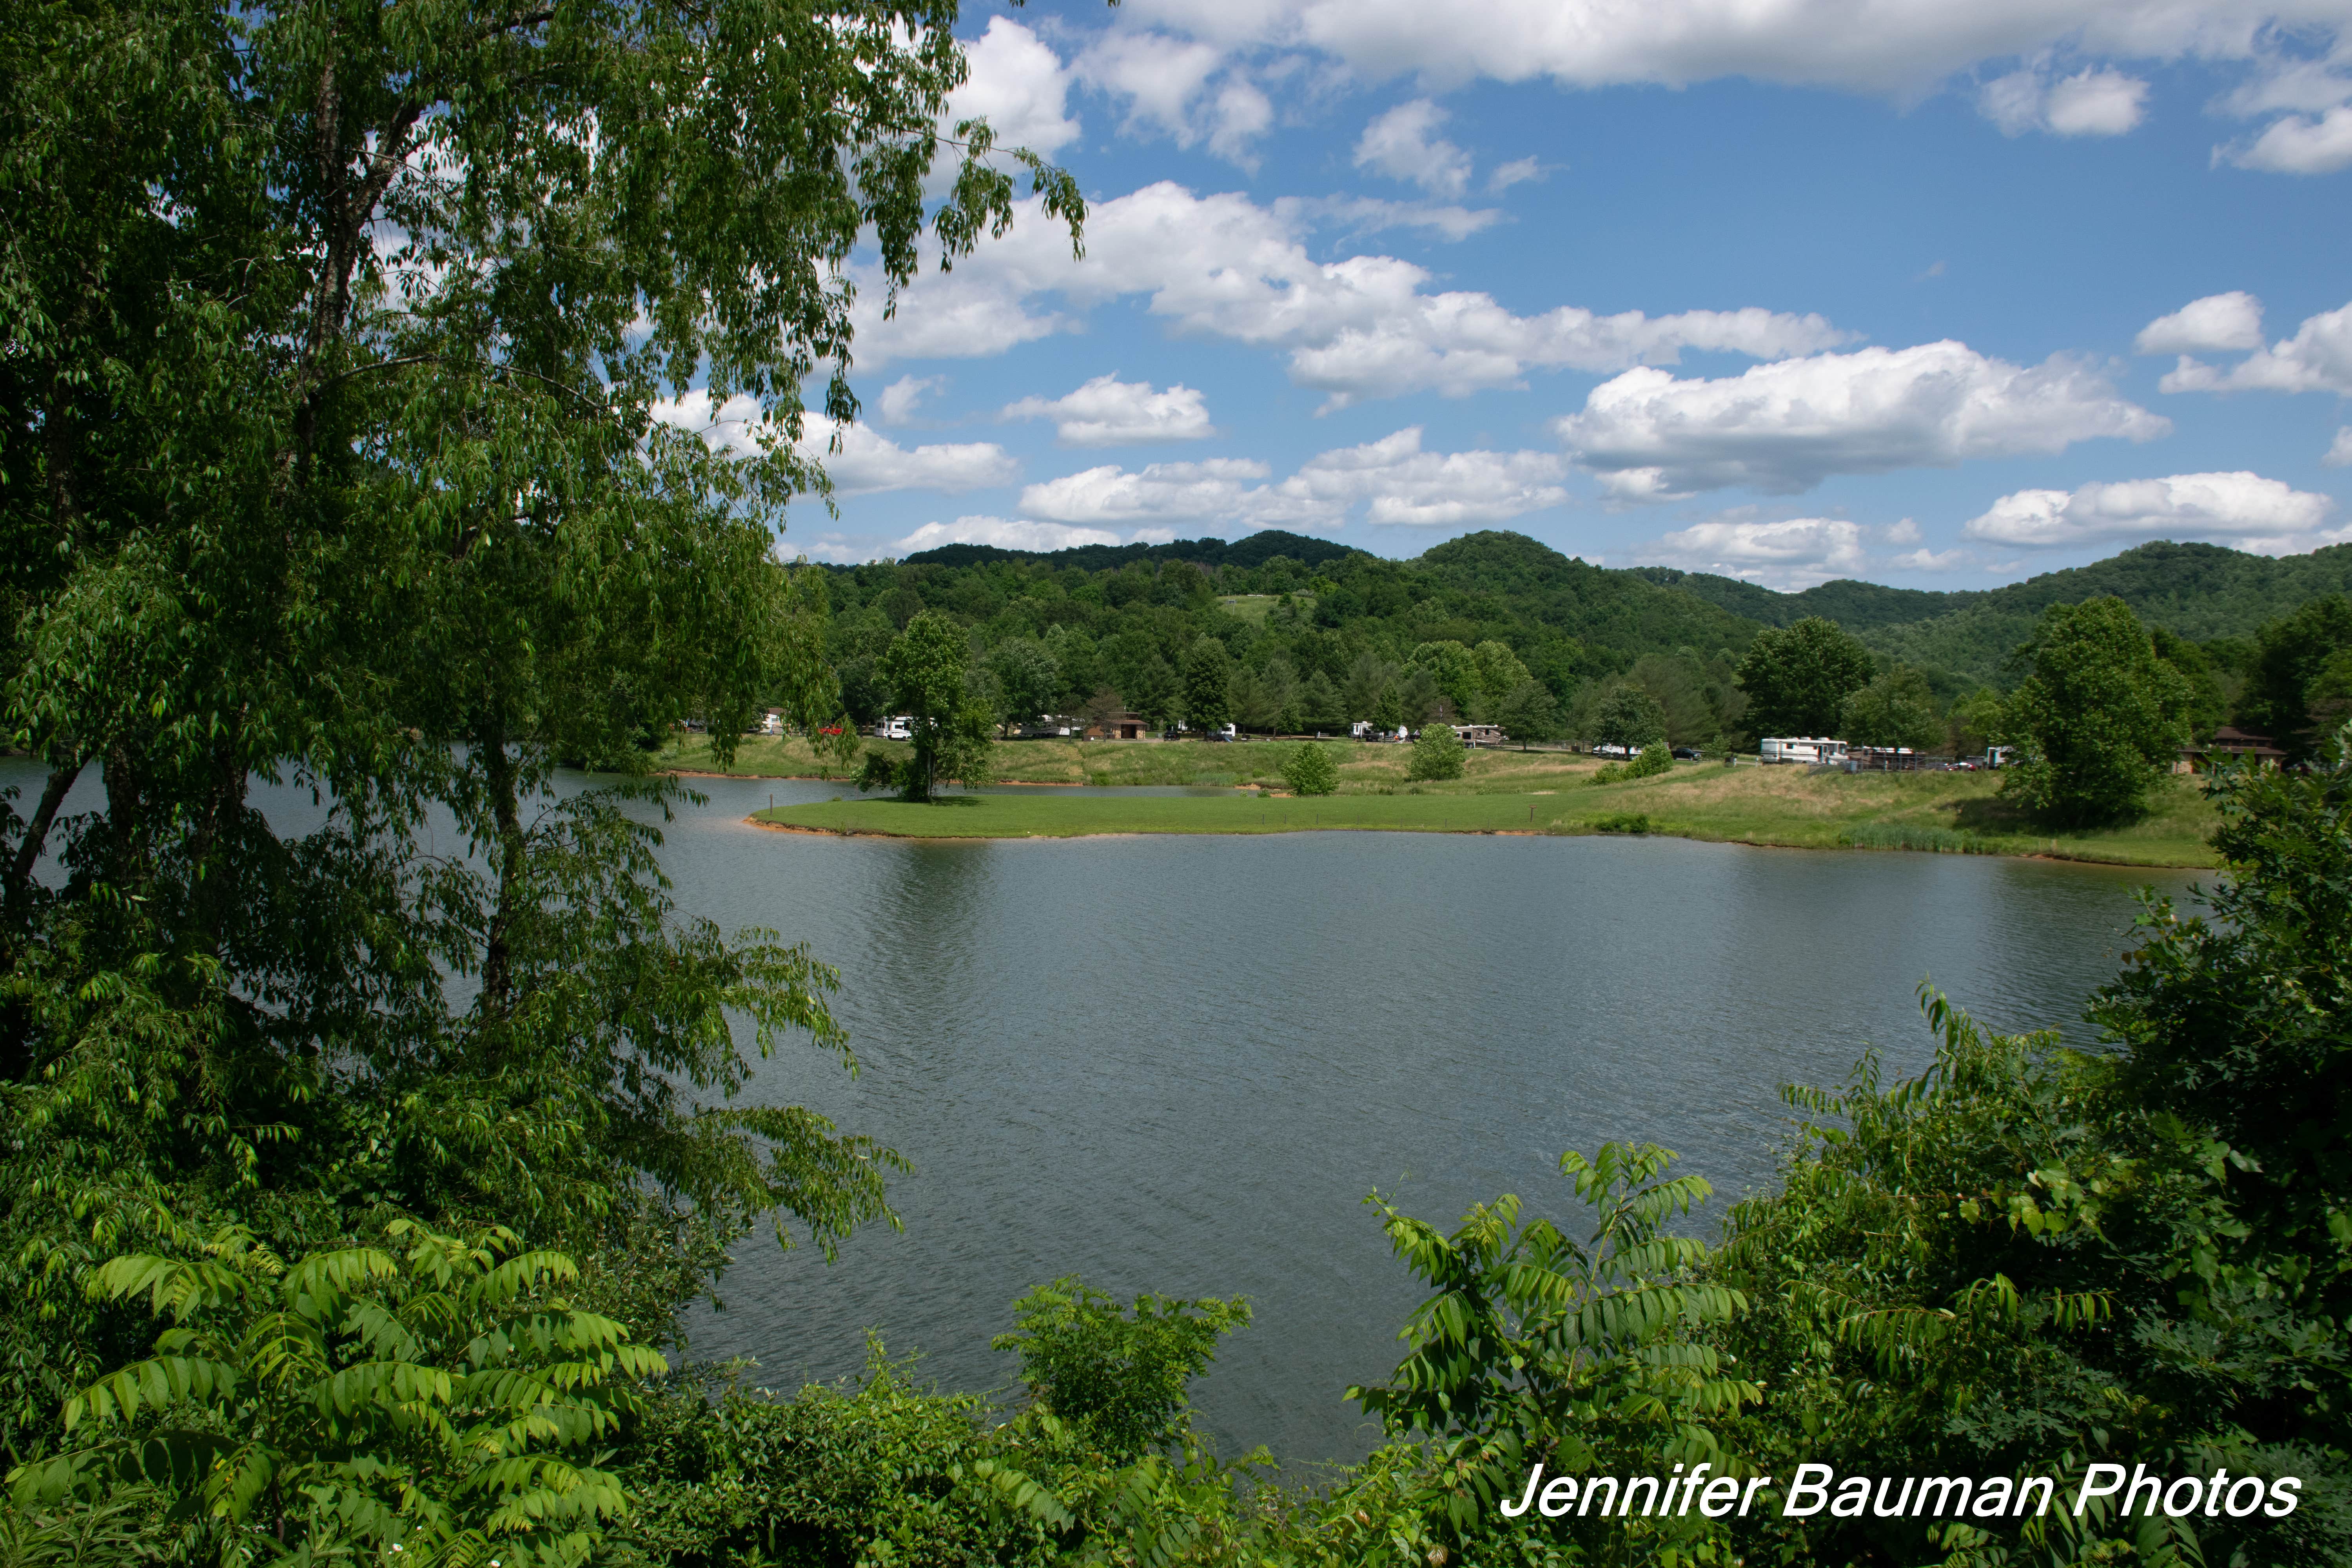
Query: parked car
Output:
[[1671, 746, 1702, 760]]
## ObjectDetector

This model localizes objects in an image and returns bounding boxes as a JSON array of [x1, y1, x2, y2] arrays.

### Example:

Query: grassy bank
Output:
[[728, 739, 2220, 866]]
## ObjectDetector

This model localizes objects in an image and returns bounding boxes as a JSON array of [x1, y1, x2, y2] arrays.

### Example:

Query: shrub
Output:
[[1407, 722, 1465, 780], [991, 1278, 1250, 1460], [1628, 740, 1675, 778], [1282, 742, 1339, 795], [1592, 812, 1651, 835]]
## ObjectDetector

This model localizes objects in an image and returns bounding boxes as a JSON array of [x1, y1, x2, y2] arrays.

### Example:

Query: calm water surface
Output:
[[3, 760, 2200, 1464], [658, 776, 2199, 1465]]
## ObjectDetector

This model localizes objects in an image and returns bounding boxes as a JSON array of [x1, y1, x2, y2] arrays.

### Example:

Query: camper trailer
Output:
[[1759, 737, 1849, 765]]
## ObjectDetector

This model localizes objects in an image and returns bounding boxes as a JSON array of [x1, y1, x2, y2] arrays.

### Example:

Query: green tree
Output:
[[989, 638, 1062, 735], [1408, 641, 1480, 717], [1298, 671, 1344, 731], [1396, 665, 1443, 726], [2236, 595, 2352, 756], [1469, 641, 1534, 720], [1408, 721, 1466, 781], [2003, 597, 2190, 826], [1128, 654, 1181, 730], [1282, 744, 1340, 796], [1734, 617, 1875, 736], [874, 613, 993, 800], [1945, 686, 2006, 759], [0, 0, 1079, 1459], [1838, 665, 1941, 750], [1591, 682, 1668, 754], [1495, 680, 1564, 750], [1180, 637, 1233, 733], [1342, 652, 1398, 723]]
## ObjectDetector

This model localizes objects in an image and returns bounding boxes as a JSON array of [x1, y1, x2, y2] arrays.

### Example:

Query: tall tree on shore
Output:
[[1735, 617, 1875, 737], [1181, 637, 1234, 734], [2003, 597, 2191, 826], [0, 0, 1081, 1466]]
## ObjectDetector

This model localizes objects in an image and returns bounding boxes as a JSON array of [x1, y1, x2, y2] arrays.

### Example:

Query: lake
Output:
[[654, 775, 2201, 1467], [1, 758, 2202, 1465]]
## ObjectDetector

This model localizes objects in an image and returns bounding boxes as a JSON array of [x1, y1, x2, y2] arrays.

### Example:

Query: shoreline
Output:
[[675, 739, 2218, 870], [741, 809, 2203, 866]]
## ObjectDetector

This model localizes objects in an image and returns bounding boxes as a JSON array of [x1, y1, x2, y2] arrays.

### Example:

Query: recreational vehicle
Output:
[[1759, 736, 1849, 765]]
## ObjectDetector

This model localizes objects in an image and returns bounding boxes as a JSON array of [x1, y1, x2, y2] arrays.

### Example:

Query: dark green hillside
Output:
[[811, 531, 2352, 732], [901, 527, 1366, 573], [1627, 565, 1966, 632], [1865, 541, 2352, 683]]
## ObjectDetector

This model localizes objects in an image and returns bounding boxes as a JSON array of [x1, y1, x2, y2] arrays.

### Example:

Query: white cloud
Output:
[[796, 415, 1016, 496], [2327, 426, 2352, 466], [1641, 517, 1869, 588], [1018, 428, 1567, 529], [1285, 194, 1506, 242], [1109, 3, 2352, 175], [1962, 471, 2334, 550], [1553, 341, 2170, 499], [1003, 376, 1216, 446], [848, 183, 1848, 405], [1118, 0, 2337, 96], [2134, 291, 2265, 355], [1022, 458, 1280, 526], [1074, 30, 1274, 164], [1980, 63, 2149, 136], [949, 18, 1081, 156], [895, 516, 1124, 554], [2221, 103, 2352, 172], [1637, 513, 1972, 586], [1282, 427, 1570, 524], [875, 375, 944, 424], [2160, 298, 2352, 394], [1355, 100, 1475, 196], [1889, 546, 1972, 572], [1488, 156, 1545, 192], [652, 392, 1017, 495]]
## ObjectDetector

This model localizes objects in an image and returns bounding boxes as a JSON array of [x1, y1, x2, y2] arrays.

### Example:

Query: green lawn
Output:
[[746, 753, 2222, 867]]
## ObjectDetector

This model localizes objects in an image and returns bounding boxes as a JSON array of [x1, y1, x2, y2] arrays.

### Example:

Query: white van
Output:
[[881, 715, 912, 740]]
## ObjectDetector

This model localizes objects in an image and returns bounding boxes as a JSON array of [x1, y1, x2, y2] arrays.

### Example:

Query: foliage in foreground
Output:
[[12, 1223, 663, 1566]]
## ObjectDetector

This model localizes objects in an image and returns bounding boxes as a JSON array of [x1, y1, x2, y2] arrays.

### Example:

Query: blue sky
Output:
[[667, 0, 2352, 589]]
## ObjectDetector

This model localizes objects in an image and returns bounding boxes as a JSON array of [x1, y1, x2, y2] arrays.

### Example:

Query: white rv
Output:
[[1759, 736, 1849, 765]]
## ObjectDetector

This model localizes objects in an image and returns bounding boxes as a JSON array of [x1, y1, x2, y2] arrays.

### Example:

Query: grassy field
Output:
[[711, 736, 2222, 867]]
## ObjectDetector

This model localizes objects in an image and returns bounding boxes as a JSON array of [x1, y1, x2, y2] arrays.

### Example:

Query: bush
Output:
[[1407, 722, 1465, 780], [1282, 742, 1339, 795], [991, 1278, 1250, 1459], [1592, 812, 1651, 834], [1628, 741, 1674, 778]]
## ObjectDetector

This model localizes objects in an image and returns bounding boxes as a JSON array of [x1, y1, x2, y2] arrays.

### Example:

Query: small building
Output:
[[1453, 723, 1504, 747], [1082, 711, 1151, 740], [2176, 726, 2287, 773]]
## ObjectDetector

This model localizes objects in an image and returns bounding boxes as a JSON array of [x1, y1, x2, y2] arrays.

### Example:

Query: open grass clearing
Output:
[[742, 748, 2220, 866]]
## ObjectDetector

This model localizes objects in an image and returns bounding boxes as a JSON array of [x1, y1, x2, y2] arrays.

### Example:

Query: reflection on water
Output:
[[0, 759, 2202, 1465]]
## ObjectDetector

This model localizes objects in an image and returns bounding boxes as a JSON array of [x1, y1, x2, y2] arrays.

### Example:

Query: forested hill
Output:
[[901, 528, 1367, 573], [1636, 541, 2352, 681], [819, 531, 2352, 719]]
